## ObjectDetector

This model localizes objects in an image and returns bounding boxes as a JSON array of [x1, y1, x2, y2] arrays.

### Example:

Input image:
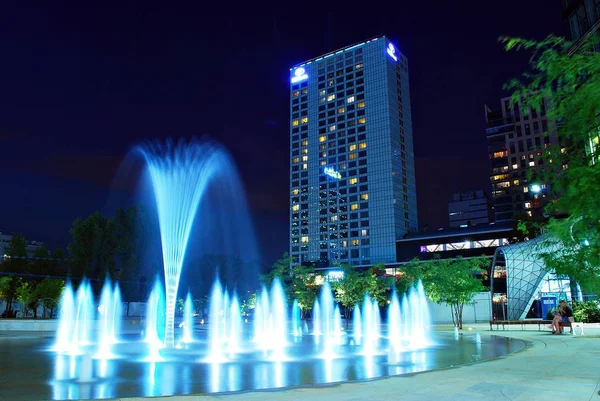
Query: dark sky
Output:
[[0, 2, 564, 266]]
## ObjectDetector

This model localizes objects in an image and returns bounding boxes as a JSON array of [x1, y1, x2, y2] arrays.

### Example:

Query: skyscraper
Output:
[[484, 97, 560, 223], [289, 36, 417, 267], [561, 0, 600, 52]]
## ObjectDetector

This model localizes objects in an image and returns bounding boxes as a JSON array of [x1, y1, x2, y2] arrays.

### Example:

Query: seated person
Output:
[[551, 300, 574, 334]]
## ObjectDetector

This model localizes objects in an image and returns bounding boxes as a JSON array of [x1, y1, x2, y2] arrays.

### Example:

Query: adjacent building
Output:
[[0, 232, 44, 259], [448, 190, 493, 228], [289, 36, 417, 267], [561, 0, 600, 52], [484, 97, 560, 223]]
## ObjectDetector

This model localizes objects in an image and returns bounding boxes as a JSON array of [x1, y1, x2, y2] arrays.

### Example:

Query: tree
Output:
[[260, 253, 320, 317], [15, 279, 38, 318], [35, 278, 64, 318], [1, 234, 28, 315], [332, 264, 368, 318], [403, 256, 489, 329], [502, 35, 600, 291], [115, 207, 148, 302], [68, 212, 116, 280]]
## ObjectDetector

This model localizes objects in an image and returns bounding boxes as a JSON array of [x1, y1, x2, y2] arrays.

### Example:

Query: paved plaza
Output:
[[117, 323, 600, 401]]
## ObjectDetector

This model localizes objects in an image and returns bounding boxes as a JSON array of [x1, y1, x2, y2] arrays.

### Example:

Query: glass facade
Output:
[[289, 37, 417, 267]]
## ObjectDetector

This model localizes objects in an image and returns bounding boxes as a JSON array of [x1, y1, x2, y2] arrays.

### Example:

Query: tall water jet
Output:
[[74, 281, 95, 348], [54, 283, 76, 354], [352, 304, 362, 347], [387, 291, 403, 353], [292, 300, 302, 337], [226, 294, 242, 356], [315, 282, 336, 358], [182, 292, 195, 343], [361, 294, 381, 356], [269, 279, 288, 361], [137, 140, 227, 347], [207, 280, 226, 362], [96, 279, 116, 359], [111, 284, 122, 343], [145, 279, 165, 362]]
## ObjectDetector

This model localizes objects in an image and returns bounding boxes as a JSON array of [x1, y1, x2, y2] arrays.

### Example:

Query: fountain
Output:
[[15, 139, 527, 400], [181, 292, 194, 344]]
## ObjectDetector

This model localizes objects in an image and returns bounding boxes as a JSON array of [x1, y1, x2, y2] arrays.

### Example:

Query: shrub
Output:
[[572, 300, 600, 323]]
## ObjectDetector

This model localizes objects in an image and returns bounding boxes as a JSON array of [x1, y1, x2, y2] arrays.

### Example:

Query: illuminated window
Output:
[[301, 117, 308, 124], [302, 148, 308, 154], [301, 236, 309, 243], [330, 215, 338, 222], [341, 241, 348, 247], [349, 153, 357, 160], [293, 91, 300, 97], [327, 94, 336, 102], [513, 179, 520, 185], [292, 205, 300, 211], [292, 120, 299, 127], [358, 117, 366, 124], [301, 89, 308, 94], [351, 239, 360, 246], [529, 161, 535, 167], [292, 157, 300, 163], [321, 152, 327, 157], [360, 193, 369, 200], [319, 97, 326, 104], [357, 101, 365, 108], [359, 142, 367, 149], [301, 140, 308, 146], [338, 107, 345, 114], [523, 187, 529, 193], [291, 189, 299, 195], [493, 151, 507, 158], [347, 96, 355, 104], [356, 63, 363, 69], [349, 144, 357, 151], [302, 163, 308, 170], [319, 136, 327, 142], [329, 125, 336, 132], [350, 203, 359, 211], [302, 155, 308, 161], [320, 160, 326, 166], [349, 177, 358, 184], [524, 202, 532, 209], [361, 229, 368, 236], [512, 164, 518, 169], [319, 90, 326, 96]]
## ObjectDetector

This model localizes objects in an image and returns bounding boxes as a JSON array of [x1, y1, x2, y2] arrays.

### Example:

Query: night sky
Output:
[[0, 3, 564, 266]]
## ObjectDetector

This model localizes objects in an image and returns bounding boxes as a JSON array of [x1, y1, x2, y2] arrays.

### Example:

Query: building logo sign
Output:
[[291, 67, 308, 83], [387, 43, 398, 61], [323, 166, 342, 180]]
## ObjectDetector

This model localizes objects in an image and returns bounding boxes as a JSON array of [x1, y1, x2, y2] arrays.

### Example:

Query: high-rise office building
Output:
[[484, 97, 560, 222], [448, 190, 493, 228], [289, 36, 417, 267], [561, 0, 600, 51]]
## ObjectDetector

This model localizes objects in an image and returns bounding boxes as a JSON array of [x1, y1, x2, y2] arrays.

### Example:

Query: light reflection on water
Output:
[[0, 333, 525, 400]]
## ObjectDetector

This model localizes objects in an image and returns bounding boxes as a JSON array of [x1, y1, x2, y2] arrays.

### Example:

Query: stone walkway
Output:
[[119, 323, 600, 401]]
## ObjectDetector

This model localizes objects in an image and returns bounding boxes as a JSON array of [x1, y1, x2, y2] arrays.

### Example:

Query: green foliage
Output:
[[572, 300, 600, 323], [2, 234, 29, 274], [332, 263, 392, 318], [68, 212, 117, 280], [15, 279, 38, 317], [35, 278, 64, 318], [260, 253, 319, 316], [502, 35, 600, 290], [401, 256, 489, 329], [0, 276, 12, 300]]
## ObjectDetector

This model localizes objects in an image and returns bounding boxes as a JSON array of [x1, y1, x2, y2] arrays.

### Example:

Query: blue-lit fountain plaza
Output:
[[15, 138, 525, 400]]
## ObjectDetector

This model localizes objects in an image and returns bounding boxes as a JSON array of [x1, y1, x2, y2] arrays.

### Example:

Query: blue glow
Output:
[[323, 166, 341, 179], [530, 184, 542, 193], [138, 140, 226, 347], [387, 43, 398, 61], [291, 67, 308, 83]]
